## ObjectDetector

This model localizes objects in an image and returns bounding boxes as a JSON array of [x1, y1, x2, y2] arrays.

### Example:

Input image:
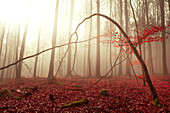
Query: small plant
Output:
[[153, 98, 162, 107], [99, 89, 109, 97], [16, 96, 22, 100], [4, 89, 13, 97]]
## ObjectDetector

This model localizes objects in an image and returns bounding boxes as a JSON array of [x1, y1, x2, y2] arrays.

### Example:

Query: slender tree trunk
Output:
[[16, 21, 28, 79], [168, 0, 170, 13], [96, 0, 101, 78], [48, 0, 59, 78], [109, 0, 113, 76], [88, 0, 92, 77], [41, 51, 44, 77], [15, 25, 20, 79], [33, 24, 41, 78], [159, 0, 168, 76], [0, 31, 9, 80], [0, 23, 5, 57], [125, 0, 131, 76], [118, 0, 123, 76], [6, 35, 13, 78], [145, 0, 155, 75], [67, 0, 74, 76]]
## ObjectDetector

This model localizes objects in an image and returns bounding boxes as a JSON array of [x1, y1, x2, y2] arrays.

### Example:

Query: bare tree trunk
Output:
[[168, 0, 170, 13], [96, 0, 101, 78], [0, 30, 9, 80], [16, 21, 28, 79], [159, 0, 168, 76], [118, 0, 123, 76], [48, 0, 59, 78], [109, 0, 113, 76], [125, 0, 131, 76], [88, 0, 92, 77], [33, 24, 41, 78], [0, 23, 5, 57], [67, 0, 74, 76], [15, 25, 20, 79], [6, 34, 13, 78]]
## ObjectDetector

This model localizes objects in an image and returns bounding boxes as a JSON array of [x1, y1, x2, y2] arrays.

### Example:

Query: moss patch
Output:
[[5, 89, 13, 97], [61, 98, 89, 109], [56, 82, 66, 85], [153, 98, 162, 107], [99, 89, 109, 97], [72, 84, 82, 88], [16, 96, 22, 100]]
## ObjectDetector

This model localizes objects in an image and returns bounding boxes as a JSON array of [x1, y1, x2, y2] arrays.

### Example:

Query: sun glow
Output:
[[0, 0, 30, 25], [0, 0, 86, 45], [0, 0, 54, 44]]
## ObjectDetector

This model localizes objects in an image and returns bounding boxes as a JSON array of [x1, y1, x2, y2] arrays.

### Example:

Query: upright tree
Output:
[[0, 29, 9, 80], [15, 25, 20, 79], [0, 23, 5, 57], [48, 0, 59, 78], [125, 0, 131, 76], [16, 21, 28, 79], [88, 0, 92, 77], [96, 0, 101, 78], [33, 24, 41, 78], [118, 0, 123, 76], [110, 0, 113, 76], [159, 0, 168, 75], [66, 0, 74, 76]]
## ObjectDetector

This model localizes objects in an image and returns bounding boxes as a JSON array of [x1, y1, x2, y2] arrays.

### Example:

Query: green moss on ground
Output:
[[72, 84, 82, 88], [56, 82, 66, 85], [61, 98, 89, 109], [99, 89, 109, 97]]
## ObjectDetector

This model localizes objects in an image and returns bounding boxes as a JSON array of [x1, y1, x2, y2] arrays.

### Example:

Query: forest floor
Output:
[[0, 75, 169, 113]]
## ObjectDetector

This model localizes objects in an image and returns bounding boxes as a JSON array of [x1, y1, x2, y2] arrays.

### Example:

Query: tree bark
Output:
[[48, 0, 59, 78], [110, 0, 113, 76], [159, 0, 168, 76], [33, 24, 41, 78], [145, 0, 155, 75], [1, 30, 9, 80], [66, 0, 74, 76], [96, 0, 101, 78], [0, 23, 5, 57], [16, 21, 28, 79], [88, 0, 92, 77], [118, 0, 123, 76], [125, 0, 131, 76]]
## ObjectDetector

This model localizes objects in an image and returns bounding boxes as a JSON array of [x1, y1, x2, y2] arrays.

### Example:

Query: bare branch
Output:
[[0, 38, 94, 70]]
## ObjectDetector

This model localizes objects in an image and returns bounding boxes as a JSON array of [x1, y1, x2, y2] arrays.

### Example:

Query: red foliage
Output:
[[97, 25, 168, 56], [0, 76, 169, 112], [137, 74, 146, 79]]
